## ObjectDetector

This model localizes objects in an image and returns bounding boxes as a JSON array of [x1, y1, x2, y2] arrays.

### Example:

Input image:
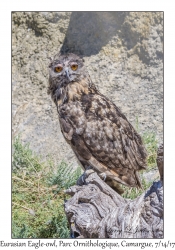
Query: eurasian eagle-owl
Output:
[[48, 53, 147, 191]]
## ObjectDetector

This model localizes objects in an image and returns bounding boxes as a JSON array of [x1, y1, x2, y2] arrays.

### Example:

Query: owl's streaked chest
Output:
[[58, 92, 115, 137], [59, 100, 87, 136]]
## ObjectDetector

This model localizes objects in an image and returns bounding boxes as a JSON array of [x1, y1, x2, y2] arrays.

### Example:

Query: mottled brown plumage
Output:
[[48, 53, 147, 190]]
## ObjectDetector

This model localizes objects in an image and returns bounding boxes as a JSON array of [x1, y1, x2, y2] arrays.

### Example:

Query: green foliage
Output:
[[12, 136, 43, 173], [47, 161, 82, 194], [134, 117, 158, 170], [122, 178, 152, 200], [12, 136, 81, 238], [142, 132, 158, 169]]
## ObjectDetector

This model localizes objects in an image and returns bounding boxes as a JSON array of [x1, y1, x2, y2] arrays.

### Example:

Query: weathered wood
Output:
[[64, 144, 163, 238]]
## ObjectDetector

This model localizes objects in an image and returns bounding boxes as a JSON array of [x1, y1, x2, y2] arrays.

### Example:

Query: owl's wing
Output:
[[85, 94, 147, 187], [59, 93, 147, 188]]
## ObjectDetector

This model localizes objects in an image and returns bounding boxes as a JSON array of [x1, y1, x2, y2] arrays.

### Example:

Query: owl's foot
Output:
[[99, 173, 124, 194], [99, 172, 107, 181], [77, 168, 95, 186], [85, 169, 95, 177], [84, 166, 94, 178]]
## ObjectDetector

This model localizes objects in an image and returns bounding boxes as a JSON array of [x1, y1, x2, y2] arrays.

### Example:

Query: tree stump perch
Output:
[[64, 144, 163, 238]]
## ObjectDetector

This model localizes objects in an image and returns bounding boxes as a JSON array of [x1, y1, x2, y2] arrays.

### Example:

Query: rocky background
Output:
[[12, 12, 163, 167]]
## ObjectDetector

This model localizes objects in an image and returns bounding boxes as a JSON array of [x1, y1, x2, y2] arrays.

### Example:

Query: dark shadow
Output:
[[60, 12, 129, 56]]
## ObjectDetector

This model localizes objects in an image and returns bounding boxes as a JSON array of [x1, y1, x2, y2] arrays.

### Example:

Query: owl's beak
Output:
[[65, 68, 71, 81]]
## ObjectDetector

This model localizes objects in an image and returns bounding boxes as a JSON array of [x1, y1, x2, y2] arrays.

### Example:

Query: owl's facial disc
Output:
[[52, 58, 82, 85], [64, 62, 79, 81]]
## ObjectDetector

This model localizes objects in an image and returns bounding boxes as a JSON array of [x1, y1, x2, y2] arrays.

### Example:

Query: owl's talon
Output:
[[84, 169, 95, 177], [99, 173, 107, 181]]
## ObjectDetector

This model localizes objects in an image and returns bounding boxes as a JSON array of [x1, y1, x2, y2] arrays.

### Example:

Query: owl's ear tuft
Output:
[[77, 54, 85, 62]]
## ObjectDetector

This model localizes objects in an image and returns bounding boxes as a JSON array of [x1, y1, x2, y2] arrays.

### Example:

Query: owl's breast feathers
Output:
[[58, 87, 147, 188]]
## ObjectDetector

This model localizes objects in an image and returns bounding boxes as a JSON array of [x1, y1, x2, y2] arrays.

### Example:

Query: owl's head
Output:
[[48, 53, 95, 105], [48, 53, 86, 86]]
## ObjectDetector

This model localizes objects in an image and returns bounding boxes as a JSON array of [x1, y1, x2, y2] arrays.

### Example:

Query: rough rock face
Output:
[[12, 12, 163, 166]]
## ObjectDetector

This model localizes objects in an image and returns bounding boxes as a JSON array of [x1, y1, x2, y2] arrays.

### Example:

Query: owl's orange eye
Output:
[[71, 64, 78, 71], [55, 66, 63, 73]]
